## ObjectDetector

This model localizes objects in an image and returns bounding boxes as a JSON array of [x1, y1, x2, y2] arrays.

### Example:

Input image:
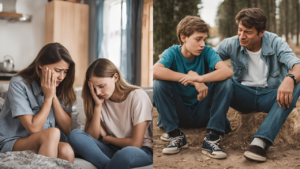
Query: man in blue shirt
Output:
[[153, 16, 233, 159], [214, 8, 300, 162]]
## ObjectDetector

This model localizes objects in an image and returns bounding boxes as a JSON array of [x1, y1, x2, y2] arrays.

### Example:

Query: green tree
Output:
[[153, 0, 202, 64], [216, 0, 278, 38]]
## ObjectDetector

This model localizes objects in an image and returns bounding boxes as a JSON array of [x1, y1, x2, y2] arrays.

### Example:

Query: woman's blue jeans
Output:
[[67, 129, 153, 169]]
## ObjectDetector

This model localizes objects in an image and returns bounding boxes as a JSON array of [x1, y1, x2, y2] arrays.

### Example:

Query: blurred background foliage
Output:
[[153, 0, 300, 64], [153, 0, 202, 63]]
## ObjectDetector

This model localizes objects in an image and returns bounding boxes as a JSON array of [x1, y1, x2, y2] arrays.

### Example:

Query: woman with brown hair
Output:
[[67, 58, 153, 169], [0, 43, 76, 163]]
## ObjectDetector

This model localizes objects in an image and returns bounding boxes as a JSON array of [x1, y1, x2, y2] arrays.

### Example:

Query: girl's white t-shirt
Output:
[[101, 89, 153, 148]]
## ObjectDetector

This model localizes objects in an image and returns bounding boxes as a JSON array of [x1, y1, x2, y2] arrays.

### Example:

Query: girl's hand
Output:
[[41, 67, 56, 100], [88, 81, 104, 106], [102, 136, 110, 144]]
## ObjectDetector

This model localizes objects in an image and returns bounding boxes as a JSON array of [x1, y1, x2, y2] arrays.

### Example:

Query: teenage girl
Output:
[[68, 58, 153, 169]]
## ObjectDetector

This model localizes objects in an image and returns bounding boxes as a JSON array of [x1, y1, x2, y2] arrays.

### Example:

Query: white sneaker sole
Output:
[[160, 136, 170, 142], [201, 149, 227, 159], [162, 144, 188, 154], [244, 151, 267, 162], [160, 133, 170, 142]]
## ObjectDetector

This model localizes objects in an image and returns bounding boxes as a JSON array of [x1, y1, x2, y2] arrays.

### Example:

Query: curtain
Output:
[[128, 0, 143, 85], [95, 0, 104, 59], [95, 0, 143, 85], [120, 0, 130, 82]]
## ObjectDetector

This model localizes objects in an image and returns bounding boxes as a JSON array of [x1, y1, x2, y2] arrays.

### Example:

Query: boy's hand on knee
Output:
[[194, 82, 208, 101]]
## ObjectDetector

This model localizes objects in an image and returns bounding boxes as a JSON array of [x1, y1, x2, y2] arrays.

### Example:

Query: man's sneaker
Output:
[[160, 132, 170, 142], [201, 131, 227, 159], [162, 132, 188, 154], [244, 145, 267, 162]]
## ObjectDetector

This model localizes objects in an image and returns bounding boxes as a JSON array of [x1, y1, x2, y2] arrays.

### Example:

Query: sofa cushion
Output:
[[71, 111, 82, 130], [74, 158, 97, 169], [74, 158, 153, 169], [0, 97, 5, 112]]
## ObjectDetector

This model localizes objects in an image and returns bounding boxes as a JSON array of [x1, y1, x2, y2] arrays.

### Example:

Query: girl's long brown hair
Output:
[[82, 58, 139, 123], [15, 43, 76, 108]]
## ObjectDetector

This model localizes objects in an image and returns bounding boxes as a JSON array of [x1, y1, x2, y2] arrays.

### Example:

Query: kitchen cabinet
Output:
[[45, 1, 89, 87]]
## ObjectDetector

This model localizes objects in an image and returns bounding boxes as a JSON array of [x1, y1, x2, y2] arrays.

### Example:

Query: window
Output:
[[102, 0, 126, 68]]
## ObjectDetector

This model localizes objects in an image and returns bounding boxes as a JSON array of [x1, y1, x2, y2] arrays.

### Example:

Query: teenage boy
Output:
[[153, 16, 233, 159], [214, 8, 300, 162]]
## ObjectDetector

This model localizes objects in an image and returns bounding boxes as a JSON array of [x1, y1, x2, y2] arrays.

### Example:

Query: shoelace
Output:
[[169, 136, 183, 146], [204, 137, 221, 151]]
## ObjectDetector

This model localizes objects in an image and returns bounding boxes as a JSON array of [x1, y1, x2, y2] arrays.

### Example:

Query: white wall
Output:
[[0, 0, 47, 71]]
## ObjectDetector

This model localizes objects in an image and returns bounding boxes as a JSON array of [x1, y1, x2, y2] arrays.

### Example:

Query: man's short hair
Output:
[[177, 16, 209, 45], [235, 8, 267, 34]]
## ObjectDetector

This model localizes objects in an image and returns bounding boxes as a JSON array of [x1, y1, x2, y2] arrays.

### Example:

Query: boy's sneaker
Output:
[[162, 131, 188, 154], [244, 145, 267, 162], [201, 131, 227, 159], [160, 132, 170, 142]]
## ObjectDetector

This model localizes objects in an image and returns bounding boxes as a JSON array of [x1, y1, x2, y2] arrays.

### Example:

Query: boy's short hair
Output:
[[235, 8, 267, 34], [177, 16, 209, 45]]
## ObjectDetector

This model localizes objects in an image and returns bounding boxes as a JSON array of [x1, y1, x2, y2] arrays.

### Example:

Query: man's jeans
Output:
[[67, 129, 153, 169], [153, 78, 233, 134], [230, 79, 300, 146]]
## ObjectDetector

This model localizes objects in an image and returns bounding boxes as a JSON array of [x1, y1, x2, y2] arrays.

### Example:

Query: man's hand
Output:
[[277, 77, 294, 109], [194, 82, 208, 101]]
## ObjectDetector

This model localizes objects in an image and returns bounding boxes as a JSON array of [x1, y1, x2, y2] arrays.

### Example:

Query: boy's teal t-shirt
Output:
[[158, 45, 222, 108]]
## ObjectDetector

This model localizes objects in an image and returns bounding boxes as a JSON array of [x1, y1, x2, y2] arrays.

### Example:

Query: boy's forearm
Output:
[[153, 66, 186, 82]]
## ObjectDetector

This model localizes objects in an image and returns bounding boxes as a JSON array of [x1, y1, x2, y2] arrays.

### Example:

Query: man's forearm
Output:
[[198, 68, 233, 83], [291, 64, 300, 83]]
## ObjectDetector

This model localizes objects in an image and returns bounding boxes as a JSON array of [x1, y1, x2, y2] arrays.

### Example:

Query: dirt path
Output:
[[153, 107, 300, 169], [153, 43, 300, 169]]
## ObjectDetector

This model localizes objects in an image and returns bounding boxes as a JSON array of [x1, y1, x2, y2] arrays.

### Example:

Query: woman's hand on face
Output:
[[88, 81, 104, 106], [41, 67, 57, 100]]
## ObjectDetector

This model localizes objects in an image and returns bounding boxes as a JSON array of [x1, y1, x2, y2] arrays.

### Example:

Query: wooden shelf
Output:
[[0, 12, 22, 18]]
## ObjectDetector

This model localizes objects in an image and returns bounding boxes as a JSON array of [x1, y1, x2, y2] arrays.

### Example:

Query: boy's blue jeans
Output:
[[67, 129, 153, 169], [153, 78, 234, 134], [230, 79, 300, 146]]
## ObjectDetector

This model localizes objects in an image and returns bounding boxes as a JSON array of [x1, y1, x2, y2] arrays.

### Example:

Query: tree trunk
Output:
[[256, 0, 260, 8], [290, 0, 294, 40], [273, 0, 277, 34], [285, 0, 289, 42], [269, 0, 276, 33], [230, 0, 236, 36], [296, 0, 299, 46]]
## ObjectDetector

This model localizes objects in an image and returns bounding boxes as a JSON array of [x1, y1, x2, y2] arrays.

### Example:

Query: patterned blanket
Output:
[[0, 150, 82, 169]]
